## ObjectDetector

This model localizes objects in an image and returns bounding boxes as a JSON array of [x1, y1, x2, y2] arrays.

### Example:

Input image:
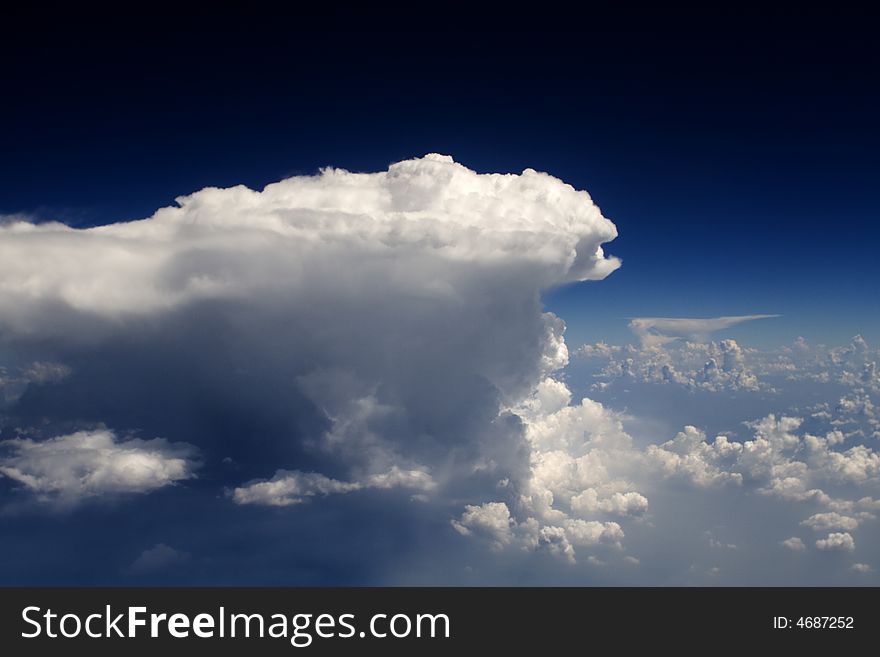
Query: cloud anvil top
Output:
[[0, 154, 620, 328]]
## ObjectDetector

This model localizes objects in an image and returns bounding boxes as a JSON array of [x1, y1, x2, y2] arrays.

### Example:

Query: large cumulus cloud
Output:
[[0, 154, 637, 564]]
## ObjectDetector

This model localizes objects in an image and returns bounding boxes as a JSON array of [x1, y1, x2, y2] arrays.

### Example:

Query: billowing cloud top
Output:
[[0, 154, 619, 332]]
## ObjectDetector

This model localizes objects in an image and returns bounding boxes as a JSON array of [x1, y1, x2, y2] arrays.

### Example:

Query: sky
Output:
[[1, 7, 879, 585]]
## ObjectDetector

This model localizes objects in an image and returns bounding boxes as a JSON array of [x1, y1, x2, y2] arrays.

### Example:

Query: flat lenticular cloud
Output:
[[628, 315, 779, 347]]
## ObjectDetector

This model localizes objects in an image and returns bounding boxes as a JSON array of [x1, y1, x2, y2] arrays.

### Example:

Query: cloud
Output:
[[800, 512, 861, 532], [815, 532, 855, 552], [0, 430, 198, 504], [647, 426, 743, 487], [470, 381, 645, 562], [647, 413, 880, 506], [0, 154, 619, 333], [781, 537, 805, 551], [850, 563, 873, 573], [129, 543, 189, 574], [0, 155, 633, 563], [451, 502, 515, 550], [231, 466, 435, 506], [628, 315, 778, 348], [0, 360, 71, 407], [576, 338, 764, 392], [575, 333, 880, 402]]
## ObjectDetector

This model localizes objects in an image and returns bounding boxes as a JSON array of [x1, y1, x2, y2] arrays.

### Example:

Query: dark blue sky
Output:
[[2, 6, 878, 347]]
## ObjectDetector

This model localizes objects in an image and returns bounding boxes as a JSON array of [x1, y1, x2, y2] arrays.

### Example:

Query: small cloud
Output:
[[129, 543, 189, 574], [815, 532, 855, 552], [231, 466, 434, 507], [850, 563, 873, 574], [0, 430, 198, 505], [781, 537, 806, 552], [801, 512, 860, 532], [451, 502, 514, 551], [22, 361, 72, 384]]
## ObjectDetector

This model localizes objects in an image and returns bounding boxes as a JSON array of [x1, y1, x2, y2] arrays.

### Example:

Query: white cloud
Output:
[[815, 532, 855, 552], [451, 502, 515, 550], [449, 381, 644, 562], [0, 154, 619, 331], [801, 512, 861, 532], [575, 334, 880, 404], [781, 537, 805, 551], [0, 155, 625, 561], [850, 563, 873, 573], [231, 466, 435, 507], [576, 338, 765, 392], [648, 413, 880, 508], [628, 315, 778, 348], [647, 426, 743, 488], [0, 154, 628, 521], [0, 430, 198, 504]]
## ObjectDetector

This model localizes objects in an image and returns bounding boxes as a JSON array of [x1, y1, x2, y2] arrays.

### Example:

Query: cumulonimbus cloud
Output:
[[0, 155, 635, 562]]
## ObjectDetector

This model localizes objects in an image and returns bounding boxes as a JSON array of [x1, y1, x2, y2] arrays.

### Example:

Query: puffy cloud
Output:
[[850, 563, 873, 573], [451, 359, 880, 565], [575, 334, 880, 406], [0, 430, 198, 504], [628, 315, 778, 348], [570, 490, 649, 517], [446, 378, 642, 563], [648, 413, 880, 504], [647, 426, 743, 488], [451, 502, 515, 550], [800, 512, 861, 532], [781, 537, 805, 551], [576, 338, 764, 392], [815, 532, 855, 552], [0, 154, 619, 333]]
